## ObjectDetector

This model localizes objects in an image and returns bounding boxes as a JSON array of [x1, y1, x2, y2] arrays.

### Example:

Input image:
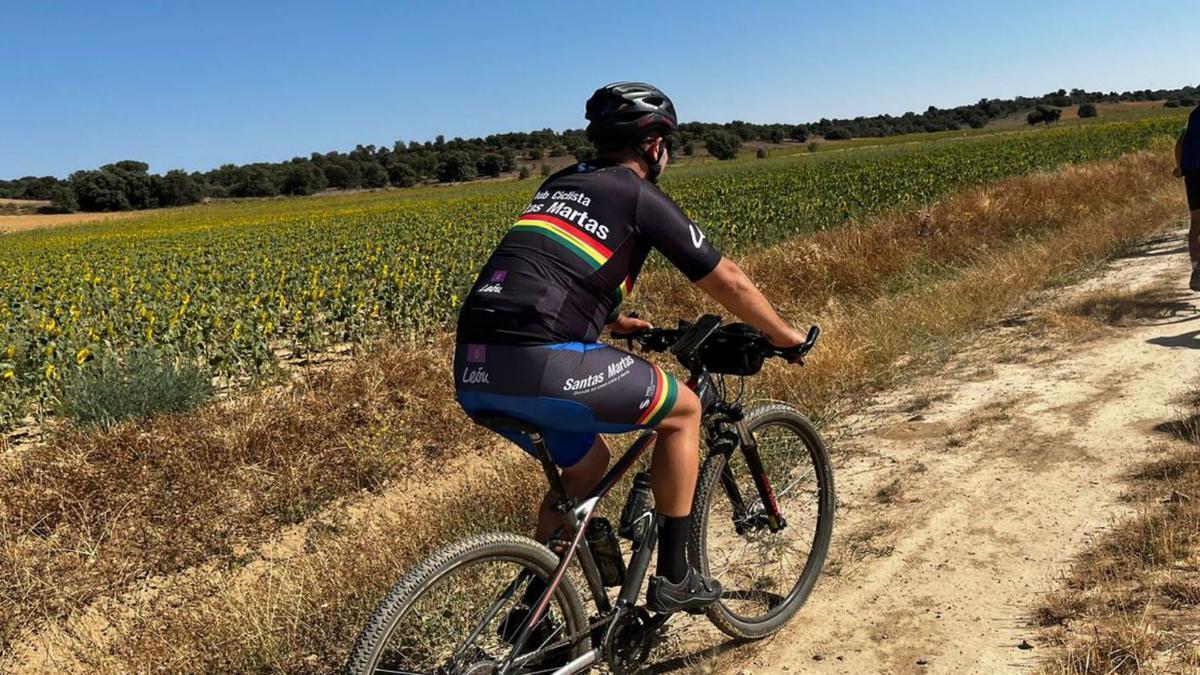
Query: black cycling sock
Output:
[[656, 514, 690, 584], [520, 574, 548, 607]]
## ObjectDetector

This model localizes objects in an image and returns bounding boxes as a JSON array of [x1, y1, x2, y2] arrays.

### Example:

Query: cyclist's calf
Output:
[[649, 385, 702, 518], [535, 437, 611, 542]]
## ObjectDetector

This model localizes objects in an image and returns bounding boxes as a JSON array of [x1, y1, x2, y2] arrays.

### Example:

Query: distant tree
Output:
[[231, 166, 278, 198], [437, 151, 477, 182], [1181, 97, 1197, 107], [1026, 106, 1062, 125], [703, 130, 741, 160], [573, 145, 596, 163], [1165, 99, 1181, 108], [278, 162, 327, 196], [72, 170, 132, 211], [526, 146, 544, 160], [320, 163, 352, 189], [478, 151, 516, 177], [16, 176, 62, 200], [359, 161, 389, 188], [756, 147, 769, 159], [102, 161, 155, 209], [156, 169, 205, 205], [1077, 103, 1098, 119], [728, 120, 756, 141], [43, 184, 79, 213], [387, 160, 419, 187], [768, 129, 785, 144], [683, 141, 696, 156], [824, 127, 853, 140]]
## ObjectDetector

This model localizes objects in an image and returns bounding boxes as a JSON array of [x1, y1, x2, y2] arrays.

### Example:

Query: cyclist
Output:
[[454, 82, 807, 614], [1175, 102, 1200, 290]]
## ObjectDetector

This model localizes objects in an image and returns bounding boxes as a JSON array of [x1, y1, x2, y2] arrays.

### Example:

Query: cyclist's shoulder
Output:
[[540, 162, 639, 186]]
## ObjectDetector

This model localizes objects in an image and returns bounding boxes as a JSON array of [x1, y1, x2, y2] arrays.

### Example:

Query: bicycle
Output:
[[346, 315, 835, 674]]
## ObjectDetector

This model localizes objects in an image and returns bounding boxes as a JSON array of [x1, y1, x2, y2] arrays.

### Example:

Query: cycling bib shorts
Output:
[[454, 342, 682, 467]]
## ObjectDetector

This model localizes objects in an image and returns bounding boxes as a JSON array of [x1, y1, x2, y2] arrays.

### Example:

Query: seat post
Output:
[[528, 430, 572, 511]]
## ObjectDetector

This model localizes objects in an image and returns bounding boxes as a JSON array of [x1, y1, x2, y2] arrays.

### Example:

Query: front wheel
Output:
[[689, 403, 835, 639], [345, 532, 589, 675]]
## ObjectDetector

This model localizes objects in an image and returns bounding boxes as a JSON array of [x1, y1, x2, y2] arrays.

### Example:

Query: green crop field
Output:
[[0, 115, 1186, 427]]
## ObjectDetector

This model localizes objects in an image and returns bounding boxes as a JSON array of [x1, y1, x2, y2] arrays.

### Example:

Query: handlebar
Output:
[[612, 316, 821, 366]]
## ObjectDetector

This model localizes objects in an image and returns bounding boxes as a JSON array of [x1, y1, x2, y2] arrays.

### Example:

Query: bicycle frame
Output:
[[499, 368, 786, 675]]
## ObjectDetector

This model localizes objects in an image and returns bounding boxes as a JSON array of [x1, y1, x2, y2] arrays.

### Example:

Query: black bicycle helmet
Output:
[[585, 82, 678, 148]]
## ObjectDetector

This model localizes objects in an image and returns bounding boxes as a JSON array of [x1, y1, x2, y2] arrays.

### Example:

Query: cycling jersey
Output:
[[456, 162, 722, 346]]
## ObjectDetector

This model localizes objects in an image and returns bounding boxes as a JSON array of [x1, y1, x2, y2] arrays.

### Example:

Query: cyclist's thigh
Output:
[[539, 342, 682, 432]]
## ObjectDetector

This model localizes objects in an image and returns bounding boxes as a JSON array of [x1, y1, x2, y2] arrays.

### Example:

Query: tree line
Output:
[[3, 84, 1196, 213]]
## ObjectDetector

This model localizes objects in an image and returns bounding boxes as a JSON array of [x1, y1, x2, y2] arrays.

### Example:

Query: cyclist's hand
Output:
[[610, 314, 652, 335], [768, 327, 807, 363]]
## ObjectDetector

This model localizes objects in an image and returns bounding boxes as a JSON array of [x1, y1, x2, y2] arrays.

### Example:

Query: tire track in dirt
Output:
[[718, 229, 1198, 673]]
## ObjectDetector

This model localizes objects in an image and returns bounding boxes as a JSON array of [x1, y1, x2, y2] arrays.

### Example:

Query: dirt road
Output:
[[697, 228, 1197, 673]]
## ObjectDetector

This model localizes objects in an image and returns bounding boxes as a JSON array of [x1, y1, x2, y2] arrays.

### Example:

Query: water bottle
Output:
[[619, 472, 653, 542], [585, 517, 626, 587]]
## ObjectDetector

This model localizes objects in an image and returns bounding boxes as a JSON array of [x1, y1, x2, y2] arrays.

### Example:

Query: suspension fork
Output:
[[734, 418, 787, 532]]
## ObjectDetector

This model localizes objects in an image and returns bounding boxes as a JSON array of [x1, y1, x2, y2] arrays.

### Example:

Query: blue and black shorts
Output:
[[454, 342, 681, 467], [1186, 173, 1200, 211]]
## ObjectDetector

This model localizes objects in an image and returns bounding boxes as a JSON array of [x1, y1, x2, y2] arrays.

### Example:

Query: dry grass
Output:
[[0, 336, 472, 652], [1062, 286, 1194, 327], [1036, 415, 1200, 674], [0, 147, 1188, 671]]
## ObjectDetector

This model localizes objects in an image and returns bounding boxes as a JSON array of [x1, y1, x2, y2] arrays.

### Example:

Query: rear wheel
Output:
[[689, 403, 835, 639], [345, 533, 589, 674]]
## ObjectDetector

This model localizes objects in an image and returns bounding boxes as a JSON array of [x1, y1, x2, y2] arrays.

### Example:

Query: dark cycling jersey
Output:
[[1182, 106, 1200, 175], [456, 162, 722, 345]]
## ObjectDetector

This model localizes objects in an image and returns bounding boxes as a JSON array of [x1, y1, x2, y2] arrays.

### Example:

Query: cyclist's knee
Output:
[[658, 385, 700, 430]]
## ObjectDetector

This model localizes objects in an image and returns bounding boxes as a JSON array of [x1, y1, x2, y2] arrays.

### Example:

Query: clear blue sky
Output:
[[3, 0, 1197, 179]]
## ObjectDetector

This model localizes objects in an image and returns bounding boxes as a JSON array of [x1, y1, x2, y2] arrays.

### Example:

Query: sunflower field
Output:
[[0, 116, 1185, 427]]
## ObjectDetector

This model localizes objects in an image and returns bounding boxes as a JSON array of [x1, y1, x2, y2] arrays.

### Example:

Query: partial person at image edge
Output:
[[1175, 104, 1200, 291]]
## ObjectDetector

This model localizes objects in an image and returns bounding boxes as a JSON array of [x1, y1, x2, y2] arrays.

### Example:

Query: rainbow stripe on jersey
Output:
[[511, 212, 633, 304]]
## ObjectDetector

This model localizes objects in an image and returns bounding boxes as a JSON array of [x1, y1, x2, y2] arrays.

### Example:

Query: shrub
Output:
[[1027, 106, 1063, 125], [59, 348, 213, 428], [1165, 99, 1181, 108], [769, 129, 785, 144], [437, 151, 477, 183], [387, 161, 419, 188], [540, 163, 553, 178], [808, 141, 819, 153], [1078, 103, 1098, 119], [790, 126, 810, 143], [825, 127, 853, 140], [1181, 97, 1197, 107], [42, 185, 79, 213], [478, 151, 516, 177], [756, 147, 769, 159], [703, 130, 741, 160], [517, 166, 532, 180], [683, 141, 696, 156], [573, 145, 596, 163]]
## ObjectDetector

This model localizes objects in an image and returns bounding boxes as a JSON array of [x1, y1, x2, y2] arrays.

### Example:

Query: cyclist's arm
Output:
[[695, 257, 805, 347]]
